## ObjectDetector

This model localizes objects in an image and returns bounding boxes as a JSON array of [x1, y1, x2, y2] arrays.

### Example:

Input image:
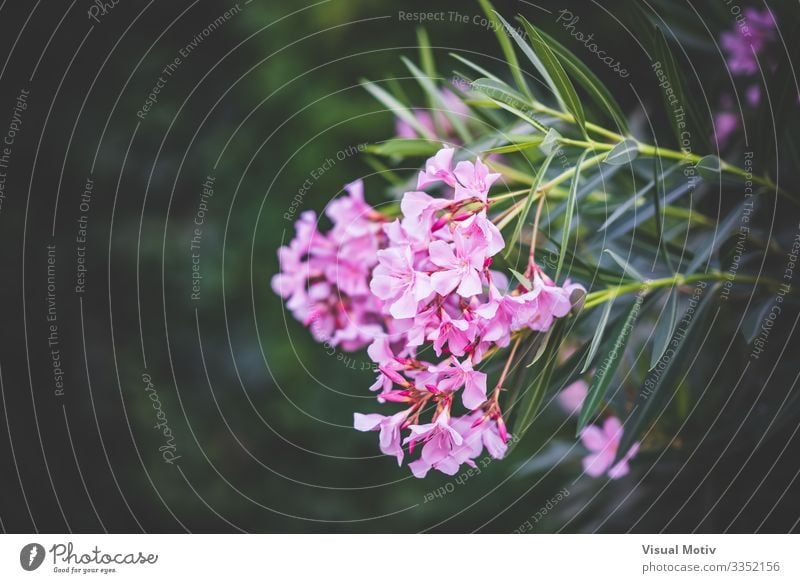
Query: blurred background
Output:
[[0, 0, 798, 533]]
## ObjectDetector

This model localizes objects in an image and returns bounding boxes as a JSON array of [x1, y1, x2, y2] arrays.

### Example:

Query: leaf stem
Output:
[[583, 271, 784, 310]]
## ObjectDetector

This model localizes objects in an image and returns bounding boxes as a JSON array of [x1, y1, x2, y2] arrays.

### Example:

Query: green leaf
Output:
[[483, 136, 545, 155], [504, 140, 558, 259], [448, 53, 501, 83], [362, 80, 436, 140], [365, 139, 440, 158], [686, 200, 747, 274], [477, 0, 532, 99], [603, 249, 645, 281], [527, 328, 555, 368], [471, 78, 548, 132], [513, 321, 566, 438], [652, 27, 707, 151], [581, 298, 615, 374], [599, 163, 680, 231], [741, 297, 774, 344], [614, 285, 718, 462], [509, 268, 532, 291], [651, 156, 676, 272], [577, 298, 643, 434], [540, 126, 562, 155], [401, 57, 472, 143], [649, 288, 679, 369], [604, 138, 640, 165], [534, 27, 630, 133], [416, 28, 436, 79], [695, 155, 723, 181], [518, 16, 587, 137], [556, 149, 589, 281]]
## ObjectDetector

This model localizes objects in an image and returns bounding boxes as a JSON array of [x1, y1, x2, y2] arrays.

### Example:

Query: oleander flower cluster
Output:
[[273, 146, 583, 478]]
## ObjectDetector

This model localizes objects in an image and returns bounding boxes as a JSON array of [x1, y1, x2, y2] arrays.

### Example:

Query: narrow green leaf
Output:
[[614, 285, 718, 462], [509, 268, 532, 291], [483, 136, 545, 155], [513, 322, 565, 438], [652, 27, 707, 151], [477, 0, 532, 99], [649, 288, 679, 369], [604, 138, 640, 165], [603, 180, 693, 241], [741, 297, 774, 344], [365, 139, 440, 158], [518, 16, 587, 137], [556, 149, 589, 281], [686, 200, 747, 274], [652, 156, 676, 272], [534, 28, 630, 133], [401, 57, 471, 143], [577, 298, 643, 434], [603, 248, 645, 281], [416, 28, 436, 79], [448, 53, 502, 83], [581, 298, 615, 374], [599, 163, 680, 231], [504, 141, 558, 259], [471, 78, 548, 132], [527, 328, 554, 368], [362, 80, 436, 140]]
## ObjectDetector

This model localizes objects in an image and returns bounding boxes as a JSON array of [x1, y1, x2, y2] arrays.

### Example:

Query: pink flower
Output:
[[370, 245, 432, 319], [429, 228, 488, 297], [354, 410, 409, 465], [558, 380, 588, 416], [522, 273, 573, 332], [435, 357, 488, 410], [399, 190, 449, 243], [428, 308, 474, 357], [405, 412, 465, 477], [453, 157, 500, 201], [417, 147, 456, 189], [580, 417, 640, 479], [326, 179, 374, 240]]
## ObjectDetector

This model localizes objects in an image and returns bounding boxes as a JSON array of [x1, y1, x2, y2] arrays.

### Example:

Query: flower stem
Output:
[[583, 271, 784, 310]]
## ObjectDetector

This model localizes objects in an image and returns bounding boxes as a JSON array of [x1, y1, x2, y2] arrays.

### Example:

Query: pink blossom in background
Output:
[[558, 380, 588, 416], [720, 8, 776, 75], [395, 89, 470, 142], [580, 417, 640, 479]]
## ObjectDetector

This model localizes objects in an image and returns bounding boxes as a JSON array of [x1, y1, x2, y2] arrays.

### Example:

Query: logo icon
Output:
[[20, 543, 46, 571]]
